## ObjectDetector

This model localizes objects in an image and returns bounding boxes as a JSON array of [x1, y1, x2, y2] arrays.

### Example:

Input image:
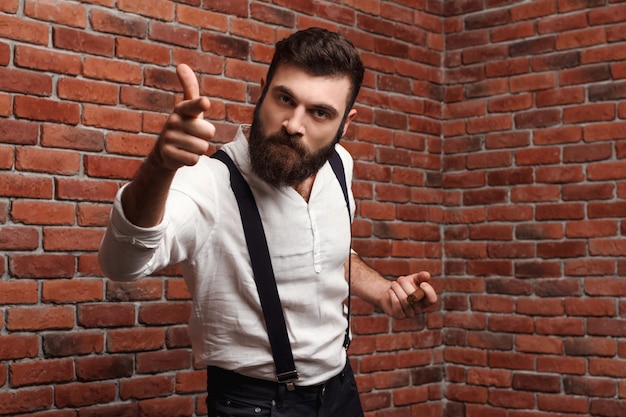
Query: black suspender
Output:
[[211, 149, 352, 389]]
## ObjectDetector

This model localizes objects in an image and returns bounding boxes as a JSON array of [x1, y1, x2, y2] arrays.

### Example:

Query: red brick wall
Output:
[[0, 1, 444, 416], [2, 0, 626, 416], [442, 0, 626, 416]]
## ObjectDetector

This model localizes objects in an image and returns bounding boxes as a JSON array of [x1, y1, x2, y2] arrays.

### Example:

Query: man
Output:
[[99, 27, 437, 417]]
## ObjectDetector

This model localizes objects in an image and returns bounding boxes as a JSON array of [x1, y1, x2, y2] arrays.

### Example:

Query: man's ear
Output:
[[342, 109, 357, 136], [260, 78, 266, 90]]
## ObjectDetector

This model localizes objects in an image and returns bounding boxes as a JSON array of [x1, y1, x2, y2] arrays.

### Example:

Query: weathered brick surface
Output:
[[2, 1, 626, 416]]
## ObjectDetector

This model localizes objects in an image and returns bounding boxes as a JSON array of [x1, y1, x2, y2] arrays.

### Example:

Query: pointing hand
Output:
[[154, 64, 216, 171]]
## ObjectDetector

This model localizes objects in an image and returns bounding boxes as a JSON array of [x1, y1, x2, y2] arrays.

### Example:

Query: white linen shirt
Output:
[[98, 125, 356, 385]]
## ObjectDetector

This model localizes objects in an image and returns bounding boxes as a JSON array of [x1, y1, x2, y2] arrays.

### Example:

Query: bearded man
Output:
[[99, 27, 437, 417]]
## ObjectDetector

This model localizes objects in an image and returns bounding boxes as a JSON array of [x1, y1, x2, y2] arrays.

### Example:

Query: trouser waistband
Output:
[[206, 362, 348, 400]]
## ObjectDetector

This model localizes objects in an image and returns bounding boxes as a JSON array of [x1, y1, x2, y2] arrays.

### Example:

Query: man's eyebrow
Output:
[[272, 85, 340, 118]]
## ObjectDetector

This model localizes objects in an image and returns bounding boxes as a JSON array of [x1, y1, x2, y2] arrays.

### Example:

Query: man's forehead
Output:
[[268, 64, 352, 110]]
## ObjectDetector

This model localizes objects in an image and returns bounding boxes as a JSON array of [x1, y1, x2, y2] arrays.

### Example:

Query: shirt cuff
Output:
[[109, 184, 170, 249]]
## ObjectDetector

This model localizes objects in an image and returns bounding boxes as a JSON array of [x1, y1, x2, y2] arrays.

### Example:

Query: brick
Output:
[[114, 36, 172, 66], [566, 258, 616, 277], [77, 403, 139, 417], [0, 92, 10, 116], [42, 279, 103, 303], [106, 279, 163, 302], [514, 108, 560, 128], [82, 103, 142, 132], [166, 326, 191, 349], [15, 45, 81, 74], [83, 56, 142, 84], [11, 201, 75, 226], [250, 2, 295, 27], [565, 336, 616, 357], [538, 393, 589, 413], [0, 67, 52, 96], [515, 335, 562, 354], [0, 281, 38, 304], [201, 32, 250, 59], [177, 4, 228, 30], [9, 253, 75, 278], [90, 8, 148, 37], [14, 96, 80, 125], [41, 124, 105, 151], [149, 20, 198, 48], [78, 303, 135, 328], [0, 387, 53, 415], [43, 227, 103, 251], [78, 253, 102, 276], [25, 0, 87, 27], [446, 383, 488, 404], [76, 355, 134, 381], [84, 155, 141, 180], [562, 64, 611, 88], [138, 396, 195, 417], [107, 327, 165, 352], [43, 332, 104, 357], [0, 0, 18, 12], [172, 48, 223, 75], [55, 381, 116, 408], [489, 352, 535, 371], [0, 226, 39, 250], [590, 399, 626, 417], [10, 358, 74, 387], [136, 349, 192, 373], [582, 43, 626, 64], [515, 261, 561, 278], [53, 26, 114, 56], [6, 306, 75, 331], [120, 375, 175, 400], [55, 178, 119, 202], [58, 77, 119, 105], [0, 334, 39, 360], [557, 26, 607, 51], [139, 302, 191, 325], [564, 103, 615, 124], [77, 203, 111, 227], [117, 0, 175, 21], [16, 147, 80, 175], [120, 85, 175, 112], [165, 279, 191, 300], [105, 132, 155, 157], [0, 13, 48, 44]]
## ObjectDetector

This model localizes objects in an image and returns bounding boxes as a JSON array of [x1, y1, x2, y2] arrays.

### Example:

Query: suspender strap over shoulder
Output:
[[328, 151, 353, 349], [211, 148, 352, 388], [211, 150, 298, 388]]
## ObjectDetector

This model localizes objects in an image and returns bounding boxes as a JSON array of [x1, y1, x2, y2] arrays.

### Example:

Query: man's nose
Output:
[[282, 107, 305, 136]]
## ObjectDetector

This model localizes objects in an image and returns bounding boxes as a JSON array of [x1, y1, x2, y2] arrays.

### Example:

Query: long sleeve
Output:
[[98, 185, 171, 281]]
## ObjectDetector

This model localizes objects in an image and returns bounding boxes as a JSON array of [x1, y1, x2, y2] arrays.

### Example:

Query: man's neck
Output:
[[292, 175, 316, 202]]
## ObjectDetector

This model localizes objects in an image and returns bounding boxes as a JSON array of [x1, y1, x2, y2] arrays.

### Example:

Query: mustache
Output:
[[266, 129, 306, 155]]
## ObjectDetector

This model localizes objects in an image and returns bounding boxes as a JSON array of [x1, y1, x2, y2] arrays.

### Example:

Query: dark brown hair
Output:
[[263, 27, 364, 113]]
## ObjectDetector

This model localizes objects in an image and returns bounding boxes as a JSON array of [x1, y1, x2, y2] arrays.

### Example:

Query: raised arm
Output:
[[122, 64, 215, 227], [98, 64, 215, 281], [348, 253, 438, 319]]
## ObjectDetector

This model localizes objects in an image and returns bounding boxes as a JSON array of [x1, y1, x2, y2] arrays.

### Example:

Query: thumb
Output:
[[175, 63, 210, 119], [177, 63, 200, 100]]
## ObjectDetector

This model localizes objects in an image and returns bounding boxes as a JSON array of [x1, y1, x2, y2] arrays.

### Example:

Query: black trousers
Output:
[[206, 361, 364, 417]]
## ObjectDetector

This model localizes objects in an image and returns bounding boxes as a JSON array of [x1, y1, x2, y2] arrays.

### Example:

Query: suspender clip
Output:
[[276, 370, 299, 391]]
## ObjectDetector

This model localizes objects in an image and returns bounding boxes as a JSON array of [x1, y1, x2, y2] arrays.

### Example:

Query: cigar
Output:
[[407, 288, 425, 306]]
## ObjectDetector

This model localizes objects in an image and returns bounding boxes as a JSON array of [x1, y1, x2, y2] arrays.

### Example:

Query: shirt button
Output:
[[255, 407, 261, 413], [271, 400, 276, 406]]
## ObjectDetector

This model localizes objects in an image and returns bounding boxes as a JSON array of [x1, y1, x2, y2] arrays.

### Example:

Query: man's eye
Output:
[[278, 95, 293, 105], [314, 110, 329, 119]]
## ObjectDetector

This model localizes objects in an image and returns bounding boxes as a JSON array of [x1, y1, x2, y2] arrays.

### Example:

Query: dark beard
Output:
[[248, 110, 343, 187]]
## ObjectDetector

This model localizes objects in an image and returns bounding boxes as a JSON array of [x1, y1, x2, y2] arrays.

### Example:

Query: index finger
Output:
[[177, 63, 200, 100]]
